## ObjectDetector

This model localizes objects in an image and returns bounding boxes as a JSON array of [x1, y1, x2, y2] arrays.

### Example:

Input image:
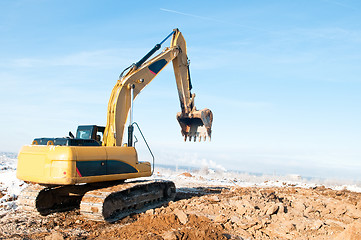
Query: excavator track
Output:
[[17, 184, 47, 213], [17, 180, 176, 222], [17, 184, 91, 215], [80, 180, 176, 222]]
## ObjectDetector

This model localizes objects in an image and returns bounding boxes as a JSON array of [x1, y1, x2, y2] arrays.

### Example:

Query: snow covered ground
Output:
[[0, 153, 28, 211], [1, 152, 361, 213], [149, 165, 361, 193]]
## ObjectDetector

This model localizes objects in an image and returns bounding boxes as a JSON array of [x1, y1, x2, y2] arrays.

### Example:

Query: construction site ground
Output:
[[1, 172, 361, 240]]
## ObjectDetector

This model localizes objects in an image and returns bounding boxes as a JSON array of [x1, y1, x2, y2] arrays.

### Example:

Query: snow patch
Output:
[[0, 153, 27, 210], [148, 166, 361, 193]]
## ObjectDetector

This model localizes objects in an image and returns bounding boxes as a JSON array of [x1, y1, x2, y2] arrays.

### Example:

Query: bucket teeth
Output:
[[177, 108, 213, 142], [181, 127, 209, 142]]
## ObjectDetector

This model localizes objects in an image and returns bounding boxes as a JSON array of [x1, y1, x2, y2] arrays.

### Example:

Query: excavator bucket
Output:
[[177, 108, 213, 142]]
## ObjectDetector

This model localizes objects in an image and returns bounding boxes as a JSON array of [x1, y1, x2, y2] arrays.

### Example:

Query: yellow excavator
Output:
[[16, 29, 213, 222]]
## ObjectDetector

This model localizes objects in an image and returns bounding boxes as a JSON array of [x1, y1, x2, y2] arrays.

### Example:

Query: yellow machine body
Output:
[[17, 145, 151, 185]]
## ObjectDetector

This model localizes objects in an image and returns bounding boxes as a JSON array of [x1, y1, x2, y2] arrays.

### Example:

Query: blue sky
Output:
[[1, 0, 361, 180]]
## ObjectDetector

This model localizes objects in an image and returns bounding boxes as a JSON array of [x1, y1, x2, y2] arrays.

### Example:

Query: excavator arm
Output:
[[171, 30, 213, 141], [103, 29, 213, 146]]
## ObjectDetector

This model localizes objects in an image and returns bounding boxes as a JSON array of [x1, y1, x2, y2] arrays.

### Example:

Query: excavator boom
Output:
[[103, 28, 213, 146]]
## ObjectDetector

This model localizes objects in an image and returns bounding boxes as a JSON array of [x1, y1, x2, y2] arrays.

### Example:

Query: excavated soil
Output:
[[1, 182, 361, 239]]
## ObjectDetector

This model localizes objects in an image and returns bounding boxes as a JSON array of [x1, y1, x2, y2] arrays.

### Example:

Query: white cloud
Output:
[[11, 50, 117, 67], [6, 48, 147, 69]]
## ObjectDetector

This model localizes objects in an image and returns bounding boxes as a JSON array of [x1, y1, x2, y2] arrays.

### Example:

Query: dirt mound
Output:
[[179, 172, 193, 178], [1, 185, 361, 239], [88, 212, 227, 240], [333, 219, 361, 240]]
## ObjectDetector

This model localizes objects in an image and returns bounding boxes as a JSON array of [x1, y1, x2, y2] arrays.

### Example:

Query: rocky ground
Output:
[[1, 174, 361, 240]]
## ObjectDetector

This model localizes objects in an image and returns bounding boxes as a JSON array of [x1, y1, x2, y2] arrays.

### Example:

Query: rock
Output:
[[173, 209, 188, 225], [278, 204, 285, 214], [162, 230, 177, 240], [208, 195, 220, 202], [334, 220, 361, 240], [295, 221, 307, 232], [238, 220, 258, 230], [346, 206, 361, 219], [310, 220, 323, 230], [236, 206, 247, 215], [292, 201, 306, 215], [45, 232, 64, 240], [214, 214, 226, 223], [335, 207, 347, 216], [265, 204, 279, 216], [230, 215, 241, 224], [284, 222, 296, 232], [0, 212, 7, 219], [145, 209, 154, 215]]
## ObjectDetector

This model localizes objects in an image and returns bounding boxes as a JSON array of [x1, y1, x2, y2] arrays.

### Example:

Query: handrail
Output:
[[132, 122, 155, 175]]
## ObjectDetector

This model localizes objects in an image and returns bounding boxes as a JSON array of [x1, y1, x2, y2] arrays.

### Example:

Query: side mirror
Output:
[[69, 131, 75, 139]]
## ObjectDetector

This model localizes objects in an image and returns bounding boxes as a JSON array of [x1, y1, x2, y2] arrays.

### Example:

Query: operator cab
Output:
[[32, 125, 105, 146], [76, 125, 105, 143]]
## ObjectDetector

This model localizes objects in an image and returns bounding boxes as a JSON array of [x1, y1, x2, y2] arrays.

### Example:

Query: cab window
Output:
[[77, 129, 92, 139]]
